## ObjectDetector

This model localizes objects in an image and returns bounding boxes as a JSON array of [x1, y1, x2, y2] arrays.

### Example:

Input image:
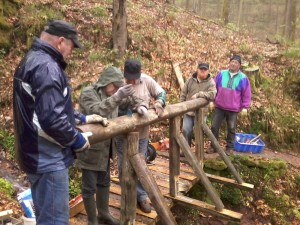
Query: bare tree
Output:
[[283, 0, 297, 41], [185, 0, 190, 11], [112, 0, 127, 58], [237, 0, 243, 29], [222, 0, 230, 25]]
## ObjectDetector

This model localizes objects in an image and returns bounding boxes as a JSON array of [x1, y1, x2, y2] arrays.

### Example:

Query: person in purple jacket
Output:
[[209, 55, 251, 154]]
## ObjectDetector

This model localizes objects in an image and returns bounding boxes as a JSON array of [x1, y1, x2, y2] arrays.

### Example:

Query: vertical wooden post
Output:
[[194, 108, 204, 167], [120, 132, 139, 225], [169, 116, 181, 197]]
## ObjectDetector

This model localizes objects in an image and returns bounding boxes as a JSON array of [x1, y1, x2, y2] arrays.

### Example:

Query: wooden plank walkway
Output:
[[70, 153, 246, 224], [70, 155, 198, 224]]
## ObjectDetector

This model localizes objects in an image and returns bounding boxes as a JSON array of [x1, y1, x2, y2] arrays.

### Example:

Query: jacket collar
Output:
[[32, 38, 67, 70]]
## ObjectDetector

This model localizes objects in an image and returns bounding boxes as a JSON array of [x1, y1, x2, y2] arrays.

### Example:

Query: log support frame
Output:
[[77, 97, 254, 224]]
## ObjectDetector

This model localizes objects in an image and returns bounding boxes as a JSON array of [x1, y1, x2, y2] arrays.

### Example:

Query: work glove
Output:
[[115, 84, 135, 99], [240, 108, 247, 118], [73, 132, 92, 153], [86, 114, 109, 126], [191, 94, 198, 100], [191, 91, 205, 100], [154, 101, 164, 117], [137, 106, 148, 117]]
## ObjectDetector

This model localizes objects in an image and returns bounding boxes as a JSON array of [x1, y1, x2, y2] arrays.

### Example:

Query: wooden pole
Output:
[[77, 99, 209, 145], [130, 154, 177, 225], [194, 108, 204, 166], [172, 62, 185, 90], [176, 134, 224, 211], [202, 124, 244, 184], [120, 132, 139, 225], [169, 116, 181, 197]]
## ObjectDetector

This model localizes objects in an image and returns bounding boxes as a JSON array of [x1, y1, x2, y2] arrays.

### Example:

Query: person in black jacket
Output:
[[13, 20, 105, 224]]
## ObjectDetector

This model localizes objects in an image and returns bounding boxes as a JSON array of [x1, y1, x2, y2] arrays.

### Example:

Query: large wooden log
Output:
[[130, 154, 178, 225], [120, 132, 138, 225], [169, 116, 181, 197], [176, 134, 224, 211], [202, 124, 244, 184], [78, 98, 208, 145], [194, 108, 204, 165], [172, 62, 185, 90]]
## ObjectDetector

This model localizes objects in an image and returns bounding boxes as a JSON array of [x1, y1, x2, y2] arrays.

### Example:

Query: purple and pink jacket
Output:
[[214, 69, 251, 112]]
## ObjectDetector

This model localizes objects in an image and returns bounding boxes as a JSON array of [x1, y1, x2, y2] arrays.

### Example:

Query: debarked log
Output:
[[77, 98, 208, 145]]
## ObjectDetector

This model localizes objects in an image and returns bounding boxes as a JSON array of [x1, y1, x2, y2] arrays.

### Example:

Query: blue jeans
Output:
[[27, 168, 69, 225], [81, 169, 110, 198], [211, 107, 238, 149], [182, 114, 207, 146], [116, 137, 148, 202]]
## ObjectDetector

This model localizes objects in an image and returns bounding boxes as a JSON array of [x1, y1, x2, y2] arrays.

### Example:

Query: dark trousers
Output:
[[211, 107, 238, 149]]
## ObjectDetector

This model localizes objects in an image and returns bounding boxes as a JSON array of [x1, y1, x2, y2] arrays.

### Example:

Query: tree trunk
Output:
[[282, 0, 297, 41], [185, 0, 190, 11], [112, 0, 128, 58], [222, 0, 230, 25], [237, 0, 243, 29]]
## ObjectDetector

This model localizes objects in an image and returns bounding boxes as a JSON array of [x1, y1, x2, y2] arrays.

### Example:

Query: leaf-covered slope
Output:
[[1, 0, 299, 150]]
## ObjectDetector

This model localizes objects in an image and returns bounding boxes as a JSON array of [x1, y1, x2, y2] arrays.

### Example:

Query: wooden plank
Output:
[[150, 164, 197, 182], [166, 195, 243, 222], [111, 171, 191, 194], [0, 209, 13, 220], [206, 173, 254, 191]]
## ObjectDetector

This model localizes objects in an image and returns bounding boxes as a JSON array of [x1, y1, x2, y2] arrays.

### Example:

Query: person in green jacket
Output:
[[76, 66, 145, 225]]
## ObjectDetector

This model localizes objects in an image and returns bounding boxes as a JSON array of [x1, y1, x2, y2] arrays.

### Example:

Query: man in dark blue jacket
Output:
[[13, 20, 105, 224]]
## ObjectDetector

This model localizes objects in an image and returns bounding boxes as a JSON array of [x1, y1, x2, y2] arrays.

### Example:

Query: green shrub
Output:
[[0, 129, 15, 159], [0, 178, 14, 198]]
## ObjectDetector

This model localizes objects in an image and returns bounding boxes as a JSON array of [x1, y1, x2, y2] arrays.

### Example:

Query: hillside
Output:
[[0, 0, 300, 224], [1, 0, 299, 151]]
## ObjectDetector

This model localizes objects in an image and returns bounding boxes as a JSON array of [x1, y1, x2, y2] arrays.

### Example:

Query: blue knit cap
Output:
[[230, 55, 242, 64]]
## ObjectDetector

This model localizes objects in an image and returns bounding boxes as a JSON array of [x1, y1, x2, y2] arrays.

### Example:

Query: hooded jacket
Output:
[[13, 38, 84, 173], [180, 72, 216, 116], [76, 67, 144, 171]]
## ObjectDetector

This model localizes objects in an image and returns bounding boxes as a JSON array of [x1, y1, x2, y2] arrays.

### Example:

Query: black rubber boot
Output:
[[83, 196, 98, 225], [96, 186, 119, 225]]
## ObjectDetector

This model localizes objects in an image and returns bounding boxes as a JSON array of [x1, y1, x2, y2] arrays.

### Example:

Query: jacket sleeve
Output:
[[79, 86, 122, 117], [241, 77, 252, 109], [198, 79, 217, 101], [155, 90, 166, 106]]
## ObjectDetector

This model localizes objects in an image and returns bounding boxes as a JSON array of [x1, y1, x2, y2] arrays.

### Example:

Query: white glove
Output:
[[137, 106, 148, 117], [115, 84, 135, 99], [240, 108, 247, 118], [86, 114, 109, 126], [73, 132, 92, 153], [191, 94, 198, 100]]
